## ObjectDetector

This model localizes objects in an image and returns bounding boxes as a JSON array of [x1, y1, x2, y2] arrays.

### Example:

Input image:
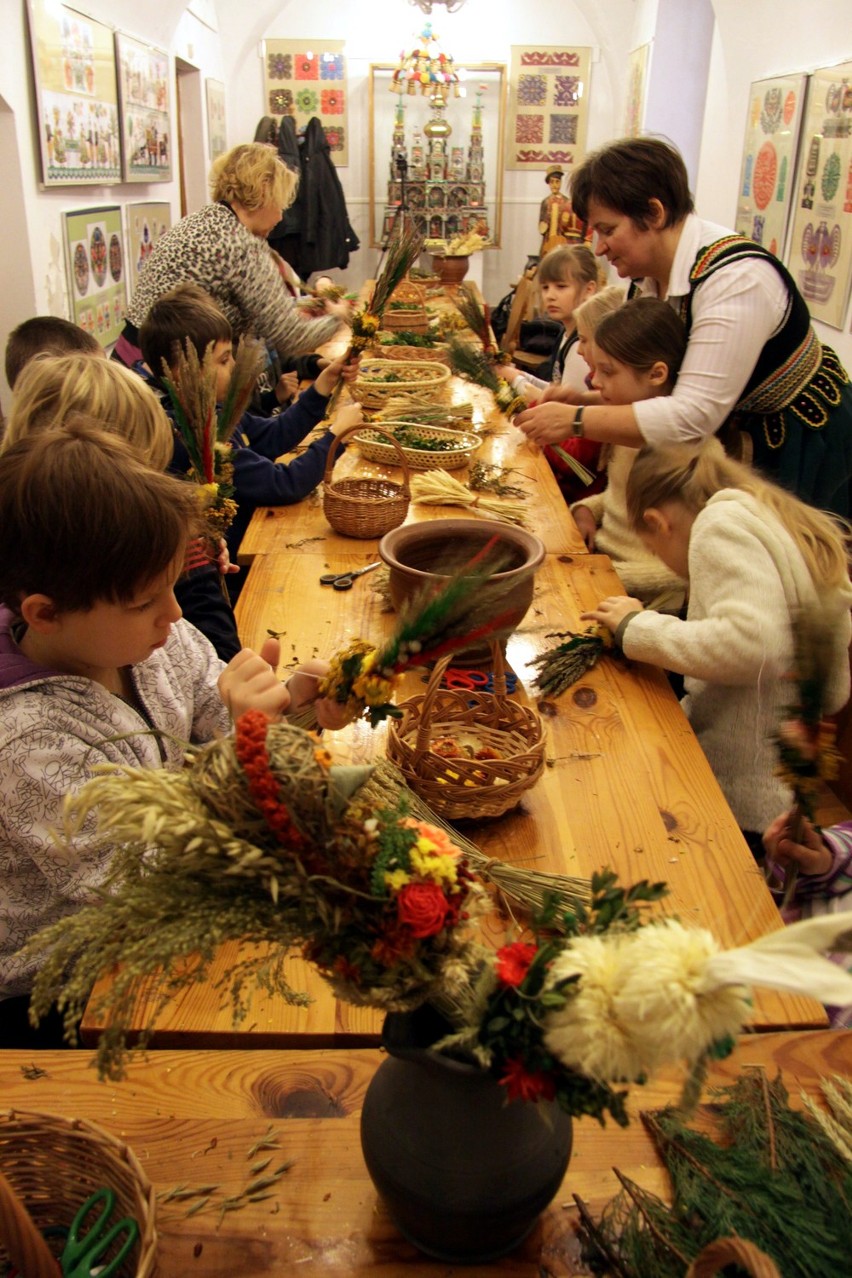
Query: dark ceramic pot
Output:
[[360, 1006, 573, 1263], [431, 253, 470, 285], [378, 518, 545, 663]]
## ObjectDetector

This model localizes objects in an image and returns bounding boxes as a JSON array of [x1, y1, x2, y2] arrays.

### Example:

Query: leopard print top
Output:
[[126, 202, 339, 359]]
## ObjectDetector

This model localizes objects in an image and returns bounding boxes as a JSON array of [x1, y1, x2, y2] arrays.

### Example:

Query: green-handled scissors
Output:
[[61, 1188, 138, 1278]]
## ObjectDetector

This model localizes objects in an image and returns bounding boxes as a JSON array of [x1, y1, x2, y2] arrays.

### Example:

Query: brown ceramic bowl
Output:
[[378, 518, 545, 661]]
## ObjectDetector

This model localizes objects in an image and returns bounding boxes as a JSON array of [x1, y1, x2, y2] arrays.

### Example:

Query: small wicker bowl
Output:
[[373, 341, 451, 366], [323, 423, 410, 539], [354, 423, 480, 471], [382, 308, 431, 335], [350, 360, 451, 412], [0, 1108, 157, 1278], [387, 647, 546, 820]]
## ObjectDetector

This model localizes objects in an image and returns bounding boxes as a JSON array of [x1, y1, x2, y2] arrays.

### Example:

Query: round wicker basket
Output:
[[686, 1236, 781, 1278], [386, 647, 546, 820], [350, 360, 451, 412], [354, 423, 480, 471], [323, 423, 410, 539], [0, 1108, 157, 1278]]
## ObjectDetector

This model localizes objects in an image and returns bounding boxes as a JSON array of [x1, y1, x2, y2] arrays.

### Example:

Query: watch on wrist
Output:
[[571, 406, 585, 438]]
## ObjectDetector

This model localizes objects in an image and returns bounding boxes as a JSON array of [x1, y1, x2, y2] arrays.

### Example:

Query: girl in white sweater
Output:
[[583, 437, 852, 849]]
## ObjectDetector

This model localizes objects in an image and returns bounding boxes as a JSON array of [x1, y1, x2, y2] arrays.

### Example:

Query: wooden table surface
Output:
[[2, 1030, 848, 1276], [81, 550, 823, 1045], [238, 384, 587, 562]]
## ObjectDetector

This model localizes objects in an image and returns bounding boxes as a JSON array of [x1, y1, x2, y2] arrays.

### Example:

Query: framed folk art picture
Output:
[[126, 201, 172, 296], [624, 43, 651, 138], [734, 73, 807, 259], [27, 0, 121, 186], [206, 79, 227, 161], [262, 39, 348, 166], [786, 60, 852, 329], [505, 45, 591, 172], [115, 31, 172, 182], [63, 206, 127, 348]]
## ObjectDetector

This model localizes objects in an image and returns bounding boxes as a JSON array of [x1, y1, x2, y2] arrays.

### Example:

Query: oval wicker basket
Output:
[[0, 1108, 157, 1278], [386, 647, 546, 820], [373, 341, 451, 366], [323, 422, 411, 539], [382, 309, 430, 335], [354, 423, 480, 471], [350, 360, 451, 412]]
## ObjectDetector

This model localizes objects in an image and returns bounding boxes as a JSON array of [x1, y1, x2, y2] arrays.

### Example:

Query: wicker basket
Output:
[[323, 423, 410, 538], [354, 423, 480, 471], [386, 646, 546, 820], [382, 281, 430, 334], [686, 1236, 781, 1278], [0, 1108, 157, 1278], [373, 341, 451, 366], [350, 360, 451, 412]]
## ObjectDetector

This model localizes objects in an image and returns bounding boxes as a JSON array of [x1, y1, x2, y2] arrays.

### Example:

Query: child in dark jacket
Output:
[[139, 283, 362, 587]]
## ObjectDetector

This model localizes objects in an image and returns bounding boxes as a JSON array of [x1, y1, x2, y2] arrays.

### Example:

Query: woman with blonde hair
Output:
[[115, 143, 346, 371], [582, 436, 852, 852]]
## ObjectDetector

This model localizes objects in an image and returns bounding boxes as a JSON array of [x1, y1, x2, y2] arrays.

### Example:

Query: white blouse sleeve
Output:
[[633, 257, 789, 446]]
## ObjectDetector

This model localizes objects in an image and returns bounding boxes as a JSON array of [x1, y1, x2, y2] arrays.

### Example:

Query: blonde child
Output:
[[571, 298, 688, 610], [4, 355, 240, 661], [583, 438, 852, 851], [544, 284, 624, 503], [499, 244, 605, 399]]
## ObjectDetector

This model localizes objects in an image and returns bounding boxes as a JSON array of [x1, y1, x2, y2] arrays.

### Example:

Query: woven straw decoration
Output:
[[0, 1108, 157, 1278], [323, 422, 410, 539], [386, 644, 546, 820], [686, 1237, 781, 1278], [350, 360, 451, 412]]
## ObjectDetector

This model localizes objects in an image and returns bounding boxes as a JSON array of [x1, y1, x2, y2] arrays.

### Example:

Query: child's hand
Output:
[[580, 595, 644, 633], [572, 505, 597, 551], [218, 637, 290, 721], [315, 353, 361, 398], [330, 403, 364, 437], [275, 370, 300, 404], [216, 538, 240, 576], [286, 657, 354, 730], [762, 812, 833, 876], [494, 363, 517, 383]]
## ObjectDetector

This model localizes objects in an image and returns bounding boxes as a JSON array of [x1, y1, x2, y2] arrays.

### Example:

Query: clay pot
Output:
[[378, 518, 545, 662], [431, 253, 470, 286], [360, 1006, 573, 1263]]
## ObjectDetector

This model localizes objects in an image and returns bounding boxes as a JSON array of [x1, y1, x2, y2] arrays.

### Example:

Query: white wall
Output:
[[2, 0, 851, 411]]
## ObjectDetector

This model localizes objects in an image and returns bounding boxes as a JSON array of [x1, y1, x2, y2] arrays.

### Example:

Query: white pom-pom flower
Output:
[[542, 919, 751, 1083]]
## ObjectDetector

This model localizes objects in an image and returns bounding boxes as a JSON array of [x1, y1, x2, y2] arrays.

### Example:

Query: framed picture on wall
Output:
[[63, 206, 127, 348], [624, 43, 651, 138], [115, 32, 173, 182], [505, 45, 591, 172], [262, 39, 348, 166], [734, 74, 807, 259], [27, 0, 121, 187], [786, 60, 852, 329], [206, 79, 227, 161], [126, 201, 172, 296]]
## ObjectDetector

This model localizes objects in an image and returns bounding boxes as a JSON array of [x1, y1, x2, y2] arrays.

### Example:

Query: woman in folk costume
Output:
[[516, 136, 852, 518]]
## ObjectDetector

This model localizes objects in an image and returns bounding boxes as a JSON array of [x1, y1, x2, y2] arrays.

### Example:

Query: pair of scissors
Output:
[[60, 1188, 138, 1278], [437, 667, 520, 694], [319, 561, 381, 591]]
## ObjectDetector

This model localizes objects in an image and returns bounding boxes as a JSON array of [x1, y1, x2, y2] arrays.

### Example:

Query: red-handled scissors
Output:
[[441, 668, 491, 691]]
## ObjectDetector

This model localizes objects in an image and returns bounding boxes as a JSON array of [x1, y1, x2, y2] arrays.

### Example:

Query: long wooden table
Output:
[[81, 352, 825, 1044], [2, 1031, 848, 1276]]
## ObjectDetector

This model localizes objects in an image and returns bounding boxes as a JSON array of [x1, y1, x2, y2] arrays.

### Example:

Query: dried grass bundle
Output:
[[410, 470, 528, 524]]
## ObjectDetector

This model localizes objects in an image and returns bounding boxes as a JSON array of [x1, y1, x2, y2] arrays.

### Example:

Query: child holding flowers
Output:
[[582, 436, 852, 851]]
